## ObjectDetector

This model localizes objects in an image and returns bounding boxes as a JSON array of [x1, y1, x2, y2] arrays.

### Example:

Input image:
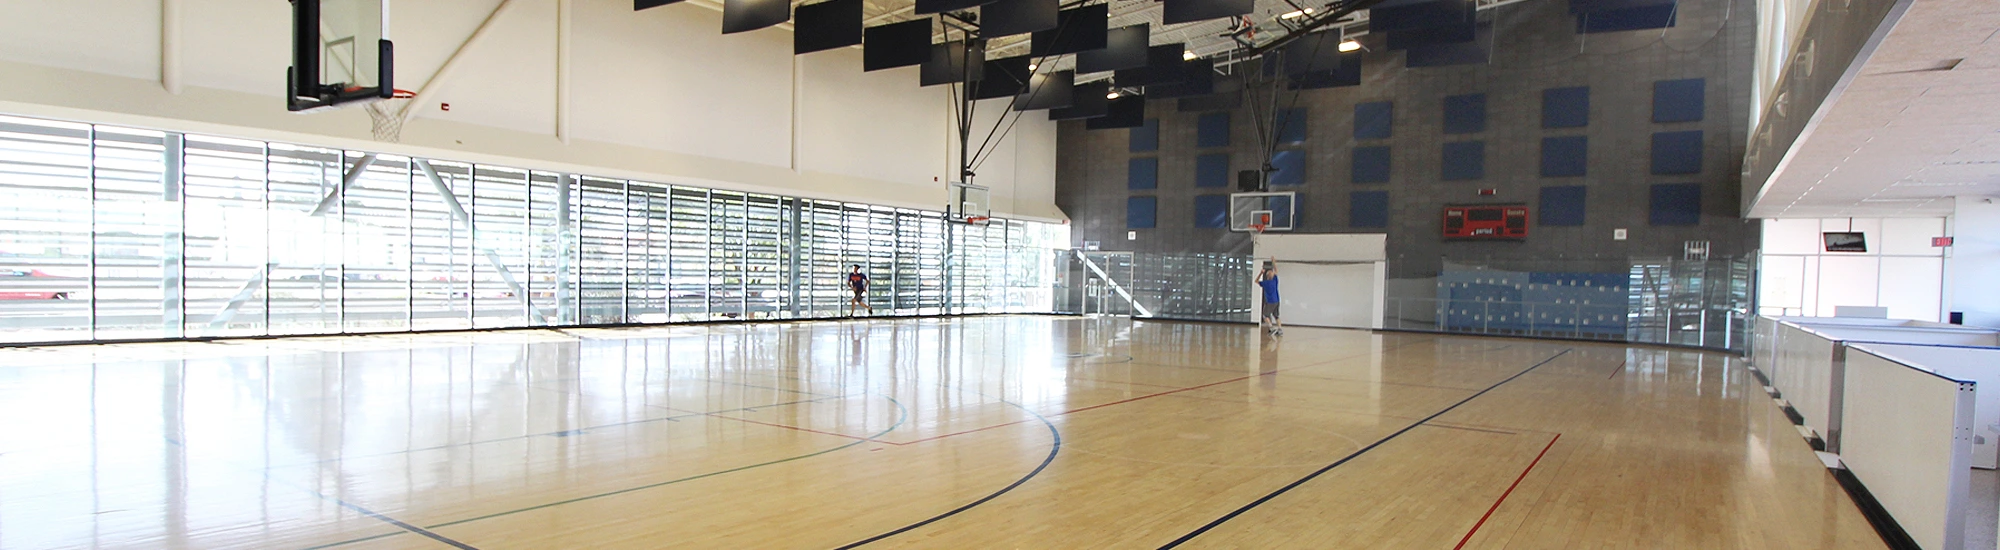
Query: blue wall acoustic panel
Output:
[[1441, 141, 1485, 180], [1128, 157, 1158, 189], [1127, 196, 1157, 228], [1542, 86, 1589, 128], [1443, 93, 1487, 134], [1541, 136, 1587, 177], [1538, 185, 1587, 226], [1650, 130, 1703, 175], [1351, 191, 1389, 228], [1352, 145, 1392, 184], [1653, 78, 1705, 122], [1198, 112, 1230, 148], [1355, 101, 1394, 139], [1649, 183, 1701, 226], [1270, 149, 1306, 186], [1275, 108, 1308, 144], [1195, 194, 1230, 228], [1130, 118, 1160, 151], [1196, 154, 1230, 188]]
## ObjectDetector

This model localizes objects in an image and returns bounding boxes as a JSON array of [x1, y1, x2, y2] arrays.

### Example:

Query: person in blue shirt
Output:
[[1256, 258, 1282, 335], [847, 265, 873, 316]]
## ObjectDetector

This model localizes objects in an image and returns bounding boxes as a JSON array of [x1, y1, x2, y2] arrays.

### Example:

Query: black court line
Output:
[[1607, 359, 1629, 379], [281, 393, 848, 469], [833, 396, 1062, 549], [1422, 423, 1519, 436], [303, 394, 909, 550], [159, 437, 479, 549], [319, 496, 479, 550], [1157, 347, 1574, 549]]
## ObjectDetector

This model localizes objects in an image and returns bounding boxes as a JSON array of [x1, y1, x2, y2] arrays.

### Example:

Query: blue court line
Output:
[[1157, 348, 1575, 549], [301, 394, 909, 550], [832, 391, 1063, 549]]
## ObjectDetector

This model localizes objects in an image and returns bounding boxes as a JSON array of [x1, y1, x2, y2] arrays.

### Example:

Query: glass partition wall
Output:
[[0, 114, 1064, 344], [1058, 248, 1754, 353]]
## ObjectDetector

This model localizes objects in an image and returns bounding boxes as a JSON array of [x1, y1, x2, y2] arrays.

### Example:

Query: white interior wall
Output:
[[1949, 197, 2000, 328], [1758, 218, 1947, 321], [1252, 234, 1387, 330], [0, 0, 1062, 220]]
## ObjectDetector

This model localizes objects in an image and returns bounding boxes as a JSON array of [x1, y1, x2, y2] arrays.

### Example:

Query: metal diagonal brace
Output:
[[308, 153, 377, 217], [1073, 250, 1152, 317], [415, 159, 555, 323], [206, 262, 277, 334]]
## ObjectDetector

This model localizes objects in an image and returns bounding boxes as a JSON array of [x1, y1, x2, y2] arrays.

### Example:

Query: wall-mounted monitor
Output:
[[1824, 232, 1867, 252]]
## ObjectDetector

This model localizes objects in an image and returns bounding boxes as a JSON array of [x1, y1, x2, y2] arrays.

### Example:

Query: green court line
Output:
[[301, 394, 908, 550]]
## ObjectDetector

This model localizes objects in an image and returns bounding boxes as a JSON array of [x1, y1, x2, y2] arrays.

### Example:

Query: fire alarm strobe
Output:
[[1443, 205, 1528, 240]]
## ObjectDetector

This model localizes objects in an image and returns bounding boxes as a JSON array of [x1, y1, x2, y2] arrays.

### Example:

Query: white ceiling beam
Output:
[[399, 0, 519, 124]]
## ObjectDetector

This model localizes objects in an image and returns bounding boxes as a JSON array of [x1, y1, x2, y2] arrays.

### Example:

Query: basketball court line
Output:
[[831, 395, 1063, 549], [158, 438, 481, 550], [1157, 348, 1574, 549], [679, 337, 1459, 447], [302, 395, 911, 550], [1422, 423, 1522, 436], [1452, 433, 1563, 549], [1607, 359, 1629, 378], [271, 392, 852, 469]]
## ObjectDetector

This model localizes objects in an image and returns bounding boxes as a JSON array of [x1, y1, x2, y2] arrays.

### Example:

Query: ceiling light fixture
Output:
[[1107, 90, 1121, 99], [1182, 50, 1197, 61], [1028, 63, 1038, 71], [1338, 39, 1362, 52], [1279, 8, 1313, 19]]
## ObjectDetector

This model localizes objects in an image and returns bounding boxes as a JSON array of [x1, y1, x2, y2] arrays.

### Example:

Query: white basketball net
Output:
[[363, 99, 409, 143]]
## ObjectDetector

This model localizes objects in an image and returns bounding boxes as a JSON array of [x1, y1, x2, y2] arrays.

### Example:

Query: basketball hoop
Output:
[[964, 216, 990, 225], [362, 88, 418, 142]]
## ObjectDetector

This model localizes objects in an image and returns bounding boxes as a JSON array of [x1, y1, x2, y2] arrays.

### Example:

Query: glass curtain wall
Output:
[[0, 114, 1062, 344]]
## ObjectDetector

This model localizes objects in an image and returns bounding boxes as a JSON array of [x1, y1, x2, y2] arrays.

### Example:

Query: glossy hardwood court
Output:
[[0, 316, 1887, 549]]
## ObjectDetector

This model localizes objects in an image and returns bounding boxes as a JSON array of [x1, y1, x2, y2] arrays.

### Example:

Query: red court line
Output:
[[1453, 433, 1562, 550]]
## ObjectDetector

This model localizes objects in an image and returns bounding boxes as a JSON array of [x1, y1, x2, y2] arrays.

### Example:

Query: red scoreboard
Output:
[[1442, 205, 1528, 239]]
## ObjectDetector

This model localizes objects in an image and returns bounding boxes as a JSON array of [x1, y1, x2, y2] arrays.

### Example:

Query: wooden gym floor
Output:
[[0, 315, 1886, 549]]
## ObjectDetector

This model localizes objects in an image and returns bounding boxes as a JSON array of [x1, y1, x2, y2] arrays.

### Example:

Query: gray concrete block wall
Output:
[[1055, 0, 1760, 276]]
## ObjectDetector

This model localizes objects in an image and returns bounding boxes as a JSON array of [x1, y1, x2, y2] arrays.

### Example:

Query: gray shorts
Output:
[[1262, 302, 1280, 319]]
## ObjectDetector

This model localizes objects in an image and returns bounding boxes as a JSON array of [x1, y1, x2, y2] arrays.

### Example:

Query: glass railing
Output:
[[1056, 249, 1756, 353]]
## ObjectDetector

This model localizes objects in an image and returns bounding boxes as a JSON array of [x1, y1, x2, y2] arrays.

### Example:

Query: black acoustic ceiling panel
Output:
[[863, 19, 932, 71], [916, 0, 997, 14], [1015, 71, 1075, 111], [1050, 81, 1110, 120], [1114, 44, 1189, 86], [1576, 3, 1677, 32], [1569, 0, 1675, 13], [973, 56, 1032, 100], [795, 0, 863, 54], [1178, 88, 1242, 111], [1029, 5, 1109, 56], [723, 0, 790, 34], [1287, 52, 1361, 89], [635, 0, 683, 10], [1384, 7, 1480, 50], [981, 0, 1059, 36], [1282, 31, 1344, 76], [1370, 0, 1471, 33], [921, 39, 986, 86], [1147, 59, 1214, 98], [1162, 0, 1253, 25], [1076, 24, 1149, 74], [1086, 96, 1146, 129], [1406, 21, 1491, 67]]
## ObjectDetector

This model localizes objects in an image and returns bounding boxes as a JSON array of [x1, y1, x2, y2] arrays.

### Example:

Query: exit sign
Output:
[[1934, 237, 1955, 247]]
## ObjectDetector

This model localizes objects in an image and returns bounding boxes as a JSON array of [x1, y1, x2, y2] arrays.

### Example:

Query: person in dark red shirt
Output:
[[847, 265, 873, 316]]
